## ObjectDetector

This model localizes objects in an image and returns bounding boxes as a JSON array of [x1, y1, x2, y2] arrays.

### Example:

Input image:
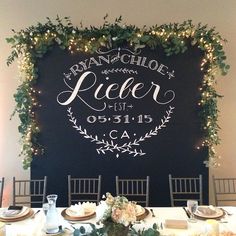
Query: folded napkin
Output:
[[81, 202, 96, 214], [67, 203, 85, 216], [165, 219, 188, 229], [1, 205, 23, 217], [68, 202, 96, 216], [197, 205, 216, 215], [135, 205, 144, 215], [2, 209, 22, 217]]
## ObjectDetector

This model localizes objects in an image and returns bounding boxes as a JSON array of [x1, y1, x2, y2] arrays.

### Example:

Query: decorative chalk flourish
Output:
[[67, 106, 174, 158]]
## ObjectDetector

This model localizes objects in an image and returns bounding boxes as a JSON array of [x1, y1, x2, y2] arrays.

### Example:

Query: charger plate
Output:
[[194, 206, 224, 220], [136, 208, 149, 221], [61, 208, 96, 221], [0, 206, 29, 219], [0, 208, 34, 222]]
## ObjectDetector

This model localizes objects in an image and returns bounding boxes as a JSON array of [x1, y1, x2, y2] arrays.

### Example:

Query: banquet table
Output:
[[1, 206, 236, 236]]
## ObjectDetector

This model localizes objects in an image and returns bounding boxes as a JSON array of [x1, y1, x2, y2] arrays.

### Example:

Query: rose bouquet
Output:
[[96, 192, 137, 236], [73, 193, 160, 236]]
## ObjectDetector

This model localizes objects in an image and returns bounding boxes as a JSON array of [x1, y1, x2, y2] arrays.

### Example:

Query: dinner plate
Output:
[[61, 208, 96, 221], [65, 207, 95, 217], [194, 206, 224, 219], [0, 206, 30, 219], [0, 208, 34, 222], [136, 205, 146, 217]]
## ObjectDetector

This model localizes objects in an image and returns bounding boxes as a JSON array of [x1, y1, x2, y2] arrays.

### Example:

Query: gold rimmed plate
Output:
[[0, 208, 34, 222], [61, 208, 96, 221], [136, 208, 149, 221], [0, 206, 29, 219], [194, 206, 224, 220]]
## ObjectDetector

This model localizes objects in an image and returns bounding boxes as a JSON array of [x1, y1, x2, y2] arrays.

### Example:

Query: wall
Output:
[[0, 0, 235, 206]]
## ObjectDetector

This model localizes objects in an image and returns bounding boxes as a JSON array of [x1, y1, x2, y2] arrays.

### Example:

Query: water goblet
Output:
[[187, 200, 198, 223]]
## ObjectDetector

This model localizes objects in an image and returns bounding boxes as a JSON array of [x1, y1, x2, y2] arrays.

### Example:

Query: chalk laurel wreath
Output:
[[67, 106, 174, 157]]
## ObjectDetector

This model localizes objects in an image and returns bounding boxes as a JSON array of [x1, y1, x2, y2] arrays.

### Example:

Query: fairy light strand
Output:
[[6, 17, 229, 169]]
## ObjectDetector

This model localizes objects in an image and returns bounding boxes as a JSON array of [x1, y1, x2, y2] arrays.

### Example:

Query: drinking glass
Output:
[[42, 203, 49, 216], [187, 200, 198, 223]]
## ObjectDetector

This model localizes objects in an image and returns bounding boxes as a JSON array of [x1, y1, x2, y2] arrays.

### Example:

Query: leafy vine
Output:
[[6, 16, 229, 169]]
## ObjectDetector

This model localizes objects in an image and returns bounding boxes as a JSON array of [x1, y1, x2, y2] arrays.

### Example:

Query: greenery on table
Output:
[[73, 223, 160, 236], [6, 16, 229, 169], [72, 193, 160, 236]]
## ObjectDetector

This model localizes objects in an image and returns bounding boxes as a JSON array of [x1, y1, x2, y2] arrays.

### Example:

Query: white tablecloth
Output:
[[3, 206, 236, 236]]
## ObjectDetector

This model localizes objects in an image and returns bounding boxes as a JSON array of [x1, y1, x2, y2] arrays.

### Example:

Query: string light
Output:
[[6, 17, 229, 169]]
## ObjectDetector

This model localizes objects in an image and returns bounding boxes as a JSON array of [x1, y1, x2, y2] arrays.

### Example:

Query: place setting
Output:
[[194, 205, 225, 220], [135, 204, 149, 222], [61, 200, 149, 223], [61, 202, 97, 222], [185, 200, 225, 222], [64, 193, 154, 235], [0, 205, 35, 222]]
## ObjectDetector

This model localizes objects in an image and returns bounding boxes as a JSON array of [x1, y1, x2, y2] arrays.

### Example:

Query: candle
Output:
[[0, 222, 5, 236], [206, 219, 219, 236]]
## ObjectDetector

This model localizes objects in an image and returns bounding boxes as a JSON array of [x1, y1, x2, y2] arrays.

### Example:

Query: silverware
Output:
[[183, 207, 190, 218], [70, 224, 76, 229], [31, 209, 40, 219], [219, 219, 228, 223], [220, 208, 233, 216], [150, 208, 155, 217], [160, 222, 163, 229]]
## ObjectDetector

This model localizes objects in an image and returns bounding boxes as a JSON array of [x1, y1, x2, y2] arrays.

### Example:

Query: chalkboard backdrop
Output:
[[31, 44, 208, 207]]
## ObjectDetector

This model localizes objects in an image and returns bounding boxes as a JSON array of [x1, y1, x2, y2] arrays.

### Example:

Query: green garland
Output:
[[73, 222, 160, 236], [6, 16, 229, 169]]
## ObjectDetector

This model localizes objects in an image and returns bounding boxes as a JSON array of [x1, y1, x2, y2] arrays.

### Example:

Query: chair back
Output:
[[0, 177, 4, 207], [68, 175, 101, 206], [212, 175, 236, 206], [169, 174, 203, 206], [115, 176, 150, 207], [13, 176, 47, 207]]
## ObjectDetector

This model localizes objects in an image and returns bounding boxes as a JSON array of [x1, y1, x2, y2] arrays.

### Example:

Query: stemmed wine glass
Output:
[[187, 200, 198, 223]]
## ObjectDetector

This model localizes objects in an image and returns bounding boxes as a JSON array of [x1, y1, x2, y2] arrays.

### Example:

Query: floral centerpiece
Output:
[[73, 193, 159, 236], [96, 193, 137, 236]]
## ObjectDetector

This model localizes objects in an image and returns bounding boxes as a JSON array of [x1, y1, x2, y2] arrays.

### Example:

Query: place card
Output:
[[165, 219, 188, 229]]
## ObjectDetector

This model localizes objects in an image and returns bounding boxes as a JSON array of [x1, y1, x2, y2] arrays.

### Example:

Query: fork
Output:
[[31, 209, 40, 219]]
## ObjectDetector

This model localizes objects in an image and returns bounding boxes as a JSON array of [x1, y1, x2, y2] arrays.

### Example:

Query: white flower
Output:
[[96, 200, 110, 221]]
